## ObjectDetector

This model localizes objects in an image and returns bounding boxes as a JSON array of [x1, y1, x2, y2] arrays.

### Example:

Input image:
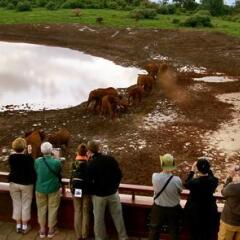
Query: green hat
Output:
[[160, 153, 176, 171]]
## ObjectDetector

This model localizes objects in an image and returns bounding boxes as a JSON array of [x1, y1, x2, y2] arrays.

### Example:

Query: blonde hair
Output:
[[12, 137, 27, 153]]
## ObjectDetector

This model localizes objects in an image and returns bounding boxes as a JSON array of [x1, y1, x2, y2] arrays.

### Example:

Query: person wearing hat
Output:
[[184, 158, 218, 240], [87, 140, 128, 240], [8, 137, 36, 234], [149, 153, 183, 240], [34, 142, 61, 239]]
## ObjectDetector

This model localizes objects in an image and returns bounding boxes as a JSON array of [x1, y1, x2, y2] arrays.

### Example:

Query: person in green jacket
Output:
[[34, 142, 61, 239]]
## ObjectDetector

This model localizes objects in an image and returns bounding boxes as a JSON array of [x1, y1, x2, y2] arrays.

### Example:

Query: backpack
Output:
[[70, 160, 88, 196]]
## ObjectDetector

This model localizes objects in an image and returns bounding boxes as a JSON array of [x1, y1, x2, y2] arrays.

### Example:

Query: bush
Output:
[[129, 8, 157, 20], [36, 0, 47, 7], [61, 0, 80, 9], [194, 9, 211, 16], [6, 2, 15, 9], [0, 0, 8, 7], [182, 15, 212, 27], [46, 1, 57, 10], [157, 4, 176, 15], [107, 1, 118, 9], [172, 18, 180, 24], [16, 0, 32, 11]]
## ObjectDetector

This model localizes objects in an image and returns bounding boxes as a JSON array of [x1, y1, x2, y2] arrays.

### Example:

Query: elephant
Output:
[[128, 85, 144, 105], [137, 74, 154, 92], [47, 128, 71, 150], [25, 129, 45, 159], [87, 87, 118, 112], [144, 62, 159, 81], [101, 95, 122, 119]]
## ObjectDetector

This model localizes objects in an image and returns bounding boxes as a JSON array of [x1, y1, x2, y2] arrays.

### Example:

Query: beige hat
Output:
[[160, 153, 176, 171], [12, 137, 27, 153]]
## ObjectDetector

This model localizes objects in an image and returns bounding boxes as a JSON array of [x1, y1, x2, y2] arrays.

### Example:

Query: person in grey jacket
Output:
[[148, 153, 182, 240], [218, 165, 240, 240]]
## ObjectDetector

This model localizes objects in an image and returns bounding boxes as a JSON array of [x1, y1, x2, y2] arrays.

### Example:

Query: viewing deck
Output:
[[0, 171, 225, 240]]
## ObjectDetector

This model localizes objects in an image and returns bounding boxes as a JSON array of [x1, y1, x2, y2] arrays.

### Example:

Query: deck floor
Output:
[[0, 221, 147, 240]]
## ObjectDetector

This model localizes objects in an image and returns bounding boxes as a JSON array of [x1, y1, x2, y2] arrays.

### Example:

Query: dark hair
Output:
[[197, 159, 210, 174], [77, 143, 87, 156]]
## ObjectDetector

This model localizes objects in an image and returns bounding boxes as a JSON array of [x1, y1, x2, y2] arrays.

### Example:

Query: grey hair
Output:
[[41, 142, 53, 155]]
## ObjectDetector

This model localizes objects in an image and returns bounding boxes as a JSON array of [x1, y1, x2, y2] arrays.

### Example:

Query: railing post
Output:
[[132, 191, 135, 201]]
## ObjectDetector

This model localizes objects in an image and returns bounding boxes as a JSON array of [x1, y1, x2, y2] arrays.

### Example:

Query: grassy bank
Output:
[[0, 8, 239, 37]]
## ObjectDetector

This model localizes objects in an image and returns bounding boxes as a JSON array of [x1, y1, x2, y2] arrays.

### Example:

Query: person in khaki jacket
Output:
[[218, 165, 240, 240]]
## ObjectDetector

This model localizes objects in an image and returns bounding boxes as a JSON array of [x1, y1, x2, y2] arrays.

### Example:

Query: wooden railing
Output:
[[0, 171, 225, 239]]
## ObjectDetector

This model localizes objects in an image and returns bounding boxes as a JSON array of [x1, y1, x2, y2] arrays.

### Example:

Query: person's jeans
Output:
[[73, 195, 91, 239], [148, 204, 181, 240], [92, 193, 128, 240]]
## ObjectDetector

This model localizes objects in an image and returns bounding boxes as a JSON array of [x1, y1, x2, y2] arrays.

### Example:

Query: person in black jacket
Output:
[[8, 137, 35, 234], [184, 158, 218, 240], [87, 140, 127, 240]]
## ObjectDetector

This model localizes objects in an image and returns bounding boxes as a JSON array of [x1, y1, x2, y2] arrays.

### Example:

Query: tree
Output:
[[201, 0, 224, 15]]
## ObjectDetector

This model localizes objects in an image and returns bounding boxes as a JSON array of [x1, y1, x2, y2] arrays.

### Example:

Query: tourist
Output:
[[184, 158, 218, 240], [8, 137, 35, 234], [148, 153, 183, 240], [34, 142, 61, 239], [218, 165, 240, 240], [87, 140, 128, 240], [70, 143, 91, 240]]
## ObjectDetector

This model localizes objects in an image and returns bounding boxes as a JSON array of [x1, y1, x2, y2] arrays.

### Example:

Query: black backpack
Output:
[[70, 160, 88, 195]]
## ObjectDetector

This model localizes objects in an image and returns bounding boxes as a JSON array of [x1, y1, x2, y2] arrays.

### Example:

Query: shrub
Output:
[[157, 4, 176, 15], [194, 9, 211, 16], [61, 0, 80, 8], [6, 2, 15, 9], [16, 0, 32, 11], [172, 18, 180, 24], [46, 1, 57, 10], [129, 8, 157, 20], [107, 1, 118, 9], [36, 0, 47, 7], [0, 0, 8, 7], [182, 15, 212, 27]]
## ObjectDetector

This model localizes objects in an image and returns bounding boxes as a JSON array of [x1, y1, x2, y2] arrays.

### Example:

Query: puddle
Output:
[[194, 76, 238, 83], [178, 65, 207, 74], [0, 41, 143, 111], [205, 93, 240, 154]]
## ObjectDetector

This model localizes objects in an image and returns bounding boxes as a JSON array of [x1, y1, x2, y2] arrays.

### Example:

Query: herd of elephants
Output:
[[23, 62, 168, 161], [86, 62, 165, 119]]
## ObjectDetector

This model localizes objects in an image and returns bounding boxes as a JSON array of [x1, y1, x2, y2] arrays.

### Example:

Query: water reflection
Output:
[[0, 41, 143, 111]]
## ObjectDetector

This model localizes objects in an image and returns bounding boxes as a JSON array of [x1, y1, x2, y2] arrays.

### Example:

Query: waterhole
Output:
[[0, 41, 143, 111]]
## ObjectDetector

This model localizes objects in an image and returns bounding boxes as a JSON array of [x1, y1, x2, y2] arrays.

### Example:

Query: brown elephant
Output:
[[101, 95, 121, 119], [144, 62, 159, 81], [128, 85, 144, 105], [47, 128, 71, 150], [137, 74, 154, 92], [25, 129, 45, 159], [87, 87, 118, 112]]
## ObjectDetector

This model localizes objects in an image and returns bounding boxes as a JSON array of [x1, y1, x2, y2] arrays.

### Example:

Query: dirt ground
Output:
[[0, 24, 240, 188]]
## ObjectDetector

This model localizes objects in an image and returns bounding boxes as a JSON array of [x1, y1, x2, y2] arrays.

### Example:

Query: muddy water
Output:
[[0, 41, 143, 111]]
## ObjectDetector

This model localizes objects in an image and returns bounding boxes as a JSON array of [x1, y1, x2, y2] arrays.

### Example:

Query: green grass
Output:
[[0, 8, 240, 37]]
